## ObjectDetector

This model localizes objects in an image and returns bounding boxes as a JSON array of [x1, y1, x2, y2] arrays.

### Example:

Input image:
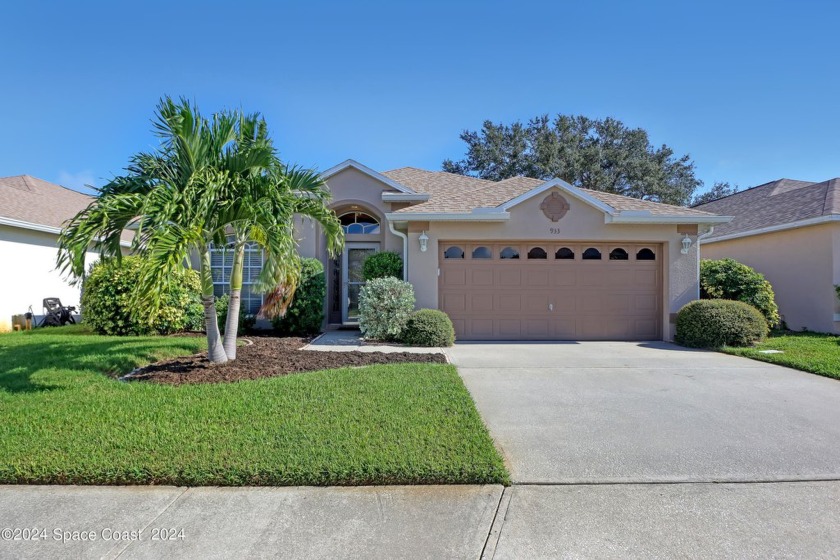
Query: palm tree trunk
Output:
[[222, 242, 245, 360], [200, 246, 228, 364]]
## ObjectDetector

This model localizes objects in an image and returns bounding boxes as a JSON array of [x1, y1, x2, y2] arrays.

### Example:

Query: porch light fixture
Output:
[[680, 234, 693, 254], [418, 231, 429, 252]]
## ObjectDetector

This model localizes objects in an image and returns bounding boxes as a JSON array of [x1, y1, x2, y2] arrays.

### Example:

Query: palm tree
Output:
[[58, 97, 343, 362]]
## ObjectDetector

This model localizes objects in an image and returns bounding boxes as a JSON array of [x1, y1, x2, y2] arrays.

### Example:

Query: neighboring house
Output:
[[695, 178, 840, 334], [0, 175, 128, 331], [290, 160, 729, 341]]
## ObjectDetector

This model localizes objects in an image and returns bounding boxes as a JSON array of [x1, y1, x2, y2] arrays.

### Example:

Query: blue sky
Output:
[[1, 0, 838, 197]]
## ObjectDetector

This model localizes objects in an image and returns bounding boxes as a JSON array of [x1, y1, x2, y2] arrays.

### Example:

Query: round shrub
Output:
[[81, 256, 201, 336], [272, 258, 326, 336], [700, 258, 780, 327], [358, 277, 415, 341], [675, 299, 768, 348], [362, 251, 403, 281], [402, 309, 455, 347]]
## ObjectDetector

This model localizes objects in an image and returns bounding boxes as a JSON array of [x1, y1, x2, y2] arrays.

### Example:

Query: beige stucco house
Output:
[[293, 160, 730, 341], [696, 178, 840, 334]]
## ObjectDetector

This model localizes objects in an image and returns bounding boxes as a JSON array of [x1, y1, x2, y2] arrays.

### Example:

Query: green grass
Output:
[[722, 331, 840, 380], [0, 326, 508, 486]]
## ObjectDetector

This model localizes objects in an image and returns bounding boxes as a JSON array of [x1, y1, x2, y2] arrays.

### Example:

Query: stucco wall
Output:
[[701, 223, 839, 334], [0, 225, 98, 331], [405, 188, 699, 340]]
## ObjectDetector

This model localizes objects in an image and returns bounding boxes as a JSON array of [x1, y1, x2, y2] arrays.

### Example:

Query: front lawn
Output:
[[0, 326, 508, 486], [722, 331, 840, 380]]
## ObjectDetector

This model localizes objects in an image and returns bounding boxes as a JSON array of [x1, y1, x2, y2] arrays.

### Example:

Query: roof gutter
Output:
[[0, 216, 133, 247], [605, 214, 733, 225], [385, 212, 510, 222], [700, 214, 840, 244]]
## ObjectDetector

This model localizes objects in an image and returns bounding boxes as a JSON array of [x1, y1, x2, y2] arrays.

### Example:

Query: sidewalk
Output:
[[0, 485, 502, 560]]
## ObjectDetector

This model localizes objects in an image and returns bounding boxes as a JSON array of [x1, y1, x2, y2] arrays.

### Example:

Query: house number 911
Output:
[[549, 227, 563, 235]]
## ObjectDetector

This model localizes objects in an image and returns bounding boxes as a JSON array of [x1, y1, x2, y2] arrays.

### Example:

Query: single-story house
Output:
[[0, 175, 129, 331], [695, 178, 840, 334], [287, 160, 730, 341]]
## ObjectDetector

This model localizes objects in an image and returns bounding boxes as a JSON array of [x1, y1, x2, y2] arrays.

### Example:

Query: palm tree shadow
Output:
[[0, 336, 203, 394]]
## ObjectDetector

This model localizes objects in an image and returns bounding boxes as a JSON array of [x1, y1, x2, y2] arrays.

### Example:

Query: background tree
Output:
[[443, 114, 704, 206], [691, 181, 740, 206]]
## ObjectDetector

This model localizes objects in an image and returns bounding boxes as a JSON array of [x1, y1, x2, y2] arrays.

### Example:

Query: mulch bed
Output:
[[125, 336, 447, 385]]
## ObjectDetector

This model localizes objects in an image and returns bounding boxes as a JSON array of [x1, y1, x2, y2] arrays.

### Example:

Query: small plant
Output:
[[81, 256, 201, 336], [402, 309, 455, 347], [215, 293, 256, 336], [358, 277, 415, 341], [700, 258, 780, 328], [675, 299, 768, 348], [362, 251, 403, 281], [272, 258, 326, 336]]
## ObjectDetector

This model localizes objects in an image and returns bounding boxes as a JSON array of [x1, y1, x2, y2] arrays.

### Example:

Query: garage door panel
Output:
[[526, 270, 550, 287], [470, 268, 494, 286], [525, 294, 550, 313], [440, 241, 661, 341], [471, 293, 494, 313], [497, 269, 521, 286], [442, 292, 467, 313], [498, 294, 522, 313], [441, 267, 467, 286]]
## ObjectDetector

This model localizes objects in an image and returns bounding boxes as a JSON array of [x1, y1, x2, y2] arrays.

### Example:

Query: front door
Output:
[[341, 244, 378, 323]]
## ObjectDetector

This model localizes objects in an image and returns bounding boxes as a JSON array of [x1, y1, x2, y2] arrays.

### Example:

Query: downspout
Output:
[[695, 226, 715, 299], [388, 221, 408, 281]]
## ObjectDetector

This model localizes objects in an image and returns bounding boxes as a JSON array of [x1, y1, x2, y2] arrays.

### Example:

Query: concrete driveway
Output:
[[449, 341, 840, 484], [450, 341, 840, 558]]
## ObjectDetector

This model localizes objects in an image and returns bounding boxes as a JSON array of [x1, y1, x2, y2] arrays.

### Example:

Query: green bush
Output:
[[215, 293, 256, 336], [81, 256, 201, 336], [675, 299, 768, 348], [362, 251, 403, 281], [272, 258, 326, 336], [402, 309, 455, 347], [358, 277, 415, 341], [700, 258, 780, 327]]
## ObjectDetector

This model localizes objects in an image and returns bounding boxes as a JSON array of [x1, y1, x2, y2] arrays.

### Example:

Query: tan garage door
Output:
[[439, 242, 662, 340]]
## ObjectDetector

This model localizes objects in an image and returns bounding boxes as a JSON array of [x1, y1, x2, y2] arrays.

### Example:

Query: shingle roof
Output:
[[0, 175, 94, 230], [694, 178, 840, 239], [380, 167, 719, 218], [0, 175, 133, 243]]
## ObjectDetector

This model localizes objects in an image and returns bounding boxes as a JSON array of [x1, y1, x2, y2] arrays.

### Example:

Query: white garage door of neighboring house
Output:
[[438, 242, 662, 341]]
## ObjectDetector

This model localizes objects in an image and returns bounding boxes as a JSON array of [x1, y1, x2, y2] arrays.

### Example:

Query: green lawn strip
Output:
[[0, 327, 508, 486], [721, 331, 840, 380]]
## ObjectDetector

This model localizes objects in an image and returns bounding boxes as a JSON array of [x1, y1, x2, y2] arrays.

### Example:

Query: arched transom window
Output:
[[339, 212, 380, 234]]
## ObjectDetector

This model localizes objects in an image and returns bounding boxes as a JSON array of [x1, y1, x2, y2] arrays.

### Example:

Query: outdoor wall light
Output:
[[680, 233, 693, 254], [418, 231, 429, 252]]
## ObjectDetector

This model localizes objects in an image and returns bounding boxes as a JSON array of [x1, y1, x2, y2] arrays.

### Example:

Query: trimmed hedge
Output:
[[358, 277, 415, 341], [362, 251, 403, 281], [81, 256, 201, 336], [402, 309, 455, 347], [675, 299, 768, 348], [272, 258, 327, 336], [700, 258, 780, 327]]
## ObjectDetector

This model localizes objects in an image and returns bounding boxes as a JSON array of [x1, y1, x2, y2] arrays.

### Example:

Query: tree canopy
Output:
[[690, 181, 740, 206], [443, 114, 704, 206]]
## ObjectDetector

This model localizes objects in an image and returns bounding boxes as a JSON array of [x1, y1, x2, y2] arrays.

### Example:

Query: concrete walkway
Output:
[[302, 329, 446, 354], [0, 485, 502, 559]]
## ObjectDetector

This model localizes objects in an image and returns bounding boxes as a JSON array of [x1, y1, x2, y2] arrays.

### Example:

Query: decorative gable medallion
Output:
[[540, 192, 570, 222]]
